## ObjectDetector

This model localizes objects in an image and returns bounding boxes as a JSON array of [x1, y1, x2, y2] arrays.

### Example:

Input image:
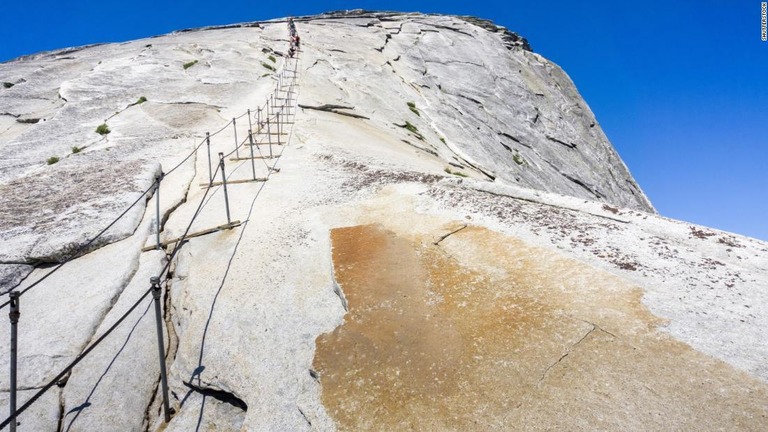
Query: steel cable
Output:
[[0, 179, 158, 309], [0, 286, 154, 430], [0, 159, 224, 429]]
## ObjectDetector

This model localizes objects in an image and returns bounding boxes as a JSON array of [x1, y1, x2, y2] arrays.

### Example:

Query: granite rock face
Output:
[[297, 12, 653, 211], [0, 11, 650, 268], [0, 25, 273, 266], [1, 11, 766, 432]]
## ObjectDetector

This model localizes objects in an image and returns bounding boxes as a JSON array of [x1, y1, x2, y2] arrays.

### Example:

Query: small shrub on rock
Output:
[[407, 102, 420, 116], [96, 123, 110, 135], [444, 167, 468, 177], [400, 121, 424, 141]]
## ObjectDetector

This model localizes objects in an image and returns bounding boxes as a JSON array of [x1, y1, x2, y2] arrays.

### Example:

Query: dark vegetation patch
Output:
[[689, 226, 717, 239], [444, 167, 468, 177], [400, 121, 424, 140], [427, 184, 644, 272], [407, 102, 420, 116], [95, 123, 110, 135], [717, 235, 743, 248], [699, 258, 725, 270], [318, 154, 444, 192]]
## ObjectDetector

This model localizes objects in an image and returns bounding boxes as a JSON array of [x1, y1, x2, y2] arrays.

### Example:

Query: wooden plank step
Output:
[[248, 128, 290, 135], [250, 145, 283, 149], [199, 178, 268, 188], [142, 221, 242, 252], [248, 126, 292, 135], [229, 155, 280, 161], [245, 142, 284, 146], [252, 132, 288, 136]]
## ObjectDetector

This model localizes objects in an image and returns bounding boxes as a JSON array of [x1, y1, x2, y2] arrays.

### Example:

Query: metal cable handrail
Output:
[[1, 28, 303, 430]]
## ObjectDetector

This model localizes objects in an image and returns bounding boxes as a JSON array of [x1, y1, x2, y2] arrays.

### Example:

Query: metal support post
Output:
[[155, 174, 163, 250], [267, 118, 273, 159], [218, 153, 231, 224], [232, 118, 239, 159], [286, 84, 293, 105], [9, 291, 20, 432], [277, 112, 281, 145], [206, 132, 213, 185], [151, 277, 171, 423], [247, 109, 256, 180], [248, 132, 257, 180]]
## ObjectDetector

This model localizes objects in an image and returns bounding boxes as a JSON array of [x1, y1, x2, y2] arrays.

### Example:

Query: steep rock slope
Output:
[[0, 11, 766, 432], [299, 12, 653, 211]]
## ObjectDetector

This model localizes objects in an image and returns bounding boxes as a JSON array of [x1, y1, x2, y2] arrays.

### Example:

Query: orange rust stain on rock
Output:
[[315, 224, 768, 431]]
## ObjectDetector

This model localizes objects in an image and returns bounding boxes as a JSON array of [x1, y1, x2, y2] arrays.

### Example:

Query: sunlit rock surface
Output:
[[317, 222, 768, 430], [0, 10, 766, 431]]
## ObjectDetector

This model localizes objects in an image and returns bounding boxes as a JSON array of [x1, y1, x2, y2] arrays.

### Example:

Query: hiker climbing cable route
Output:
[[288, 17, 300, 57]]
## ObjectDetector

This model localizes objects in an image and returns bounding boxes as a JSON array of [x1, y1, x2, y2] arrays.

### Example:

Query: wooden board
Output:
[[249, 130, 288, 136], [199, 178, 268, 188], [229, 155, 280, 161], [245, 143, 284, 147], [142, 221, 242, 252]]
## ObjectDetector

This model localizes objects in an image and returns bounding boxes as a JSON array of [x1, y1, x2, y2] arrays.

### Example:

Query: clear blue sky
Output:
[[2, 1, 766, 240]]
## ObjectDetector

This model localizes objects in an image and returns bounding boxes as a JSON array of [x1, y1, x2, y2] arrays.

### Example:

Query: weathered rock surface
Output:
[[60, 250, 166, 432], [317, 222, 768, 430], [0, 264, 32, 295], [0, 10, 765, 432], [0, 388, 60, 431], [0, 25, 276, 265], [297, 12, 652, 211]]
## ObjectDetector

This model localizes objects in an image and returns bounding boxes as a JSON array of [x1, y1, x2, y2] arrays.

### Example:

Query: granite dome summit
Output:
[[1, 11, 767, 431], [0, 11, 652, 218]]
